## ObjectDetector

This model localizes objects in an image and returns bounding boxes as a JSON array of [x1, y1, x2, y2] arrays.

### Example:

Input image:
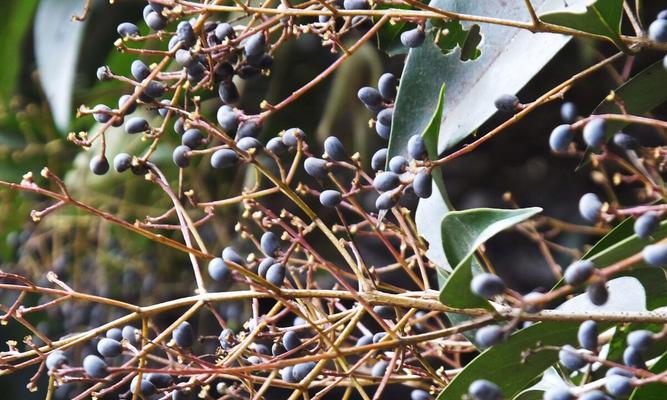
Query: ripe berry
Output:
[[649, 19, 667, 42], [522, 291, 544, 313], [131, 376, 157, 396], [558, 345, 586, 370], [257, 258, 275, 278], [373, 332, 388, 343], [117, 22, 139, 38], [613, 132, 638, 150], [324, 136, 347, 161], [172, 145, 191, 168], [578, 391, 607, 400], [122, 326, 139, 344], [410, 389, 430, 400], [266, 263, 286, 286], [83, 354, 108, 378], [173, 321, 195, 348], [357, 87, 382, 108], [96, 66, 112, 81], [373, 305, 394, 319], [111, 153, 132, 174], [106, 328, 123, 341], [281, 366, 297, 383], [118, 94, 137, 114], [267, 137, 287, 154], [560, 102, 578, 123], [413, 171, 432, 198], [634, 211, 660, 239], [292, 362, 317, 381], [218, 81, 240, 104], [344, 0, 368, 9], [577, 320, 598, 351], [237, 137, 262, 153], [356, 335, 373, 346], [320, 190, 342, 207], [175, 49, 194, 66], [244, 32, 265, 57], [219, 328, 235, 349], [375, 191, 398, 210], [587, 281, 609, 305], [378, 73, 397, 101], [125, 117, 150, 134], [494, 94, 520, 113], [607, 367, 634, 378], [371, 148, 388, 171], [237, 120, 261, 139], [470, 273, 505, 299], [605, 374, 633, 397], [144, 81, 166, 98], [543, 388, 574, 400], [388, 155, 408, 173], [475, 325, 505, 349], [549, 124, 573, 152], [623, 346, 645, 368], [131, 60, 150, 81], [90, 155, 110, 175], [145, 11, 166, 31], [304, 157, 329, 178], [627, 330, 653, 353], [375, 121, 391, 139], [211, 149, 239, 168], [92, 104, 112, 123], [146, 373, 173, 388], [563, 260, 594, 286], [407, 135, 427, 160], [283, 331, 301, 351], [217, 107, 239, 133], [642, 243, 667, 267], [208, 258, 230, 282], [583, 118, 607, 148], [371, 360, 388, 377], [97, 338, 122, 358], [373, 171, 400, 191], [215, 23, 235, 42], [468, 379, 502, 400], [400, 28, 426, 48], [176, 21, 196, 48], [46, 350, 68, 371], [579, 193, 603, 222], [377, 107, 394, 126], [261, 232, 280, 256]]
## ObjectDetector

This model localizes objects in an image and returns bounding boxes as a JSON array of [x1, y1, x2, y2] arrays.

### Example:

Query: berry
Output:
[[117, 22, 139, 38], [211, 149, 239, 168], [215, 23, 235, 41], [371, 360, 388, 377], [578, 391, 607, 400], [543, 388, 574, 400], [219, 328, 235, 349], [146, 373, 173, 388], [627, 330, 653, 353], [320, 190, 342, 207], [376, 121, 391, 139], [605, 374, 633, 397], [375, 192, 397, 210], [623, 346, 645, 368], [659, 10, 667, 19], [267, 137, 287, 154], [122, 326, 139, 344], [371, 148, 388, 171], [373, 171, 400, 191], [158, 99, 171, 117], [83, 355, 108, 378], [281, 366, 297, 383], [560, 102, 577, 123], [208, 258, 230, 282], [96, 66, 112, 81], [388, 155, 408, 173], [244, 33, 265, 57], [587, 281, 609, 305], [400, 28, 426, 48], [357, 86, 382, 108], [634, 211, 660, 239], [407, 135, 427, 160], [373, 305, 394, 319], [522, 291, 544, 313], [173, 321, 195, 348], [494, 94, 520, 113], [144, 81, 166, 98], [131, 60, 150, 81], [46, 350, 68, 370], [373, 332, 388, 343], [106, 328, 123, 341], [92, 104, 112, 123], [181, 129, 204, 149], [218, 81, 240, 104], [613, 132, 638, 150], [145, 11, 166, 31], [378, 73, 397, 101], [118, 94, 137, 114], [583, 118, 608, 148], [174, 118, 185, 134], [549, 124, 573, 152], [468, 379, 502, 400], [90, 155, 110, 175], [413, 171, 432, 198], [642, 243, 667, 267], [607, 367, 634, 378], [125, 117, 149, 134], [579, 193, 603, 222], [261, 231, 280, 256], [411, 389, 430, 400], [223, 247, 244, 265], [175, 49, 194, 66], [237, 137, 262, 152], [292, 362, 316, 381], [563, 260, 594, 286], [257, 258, 275, 278], [344, 0, 368, 9], [304, 157, 329, 178], [558, 345, 586, 370], [283, 331, 301, 351], [97, 338, 122, 358], [176, 21, 196, 48], [377, 107, 394, 126], [266, 263, 286, 286], [470, 273, 505, 299], [237, 120, 261, 138], [356, 335, 373, 346], [217, 107, 239, 133], [475, 325, 505, 348], [130, 377, 157, 396], [324, 136, 347, 161], [577, 320, 598, 351], [649, 19, 667, 42], [172, 145, 191, 168]]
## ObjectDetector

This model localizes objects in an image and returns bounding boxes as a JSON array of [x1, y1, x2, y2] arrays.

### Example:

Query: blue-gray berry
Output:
[[283, 331, 301, 351], [634, 212, 660, 239], [125, 117, 149, 134], [260, 231, 280, 256], [407, 135, 427, 160], [266, 263, 286, 286], [400, 28, 426, 48], [494, 94, 520, 113], [649, 19, 667, 42], [97, 338, 122, 358], [131, 60, 150, 81], [413, 171, 432, 199], [324, 136, 347, 161], [218, 81, 240, 104], [468, 379, 502, 400], [643, 243, 667, 267], [90, 155, 109, 175], [373, 171, 400, 191], [83, 355, 108, 378], [172, 145, 191, 168], [577, 320, 598, 351], [113, 153, 132, 173], [613, 132, 638, 150], [211, 149, 239, 168], [470, 273, 505, 299], [377, 108, 394, 126], [560, 102, 578, 123], [623, 346, 645, 368], [558, 345, 586, 370], [222, 247, 244, 265], [583, 118, 607, 148], [371, 360, 388, 377], [292, 362, 317, 381], [579, 193, 603, 222], [627, 330, 653, 353], [130, 376, 157, 396], [173, 321, 195, 348], [357, 86, 382, 108], [46, 350, 68, 371], [304, 157, 329, 178], [373, 305, 394, 319], [208, 258, 230, 282], [549, 124, 573, 152], [257, 258, 275, 278], [378, 73, 397, 101], [564, 260, 594, 286], [244, 32, 265, 57], [475, 325, 505, 349], [376, 121, 391, 139], [543, 388, 574, 400], [106, 328, 123, 341], [237, 137, 262, 152], [371, 148, 388, 171], [605, 374, 633, 397], [587, 281, 608, 305], [356, 334, 373, 346], [410, 389, 430, 400], [388, 155, 408, 173], [117, 22, 139, 38], [320, 190, 342, 207]]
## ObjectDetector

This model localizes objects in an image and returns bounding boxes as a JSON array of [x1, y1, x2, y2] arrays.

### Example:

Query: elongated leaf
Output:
[[35, 0, 88, 132], [389, 0, 585, 158], [540, 0, 627, 52], [0, 0, 39, 103]]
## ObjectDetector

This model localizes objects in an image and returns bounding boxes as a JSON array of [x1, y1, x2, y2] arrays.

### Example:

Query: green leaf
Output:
[[390, 0, 581, 157], [429, 20, 482, 61], [540, 0, 628, 52], [438, 207, 542, 308], [0, 0, 39, 104], [630, 350, 667, 400], [374, 4, 412, 57], [34, 0, 88, 132]]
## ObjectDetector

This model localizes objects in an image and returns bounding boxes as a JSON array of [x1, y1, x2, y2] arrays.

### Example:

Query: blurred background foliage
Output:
[[0, 0, 666, 398]]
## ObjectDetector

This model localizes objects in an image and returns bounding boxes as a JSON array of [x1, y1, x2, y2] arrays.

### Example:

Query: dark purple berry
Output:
[[211, 148, 238, 168], [320, 190, 342, 207], [304, 157, 329, 178], [131, 60, 150, 81], [475, 325, 505, 349], [324, 136, 346, 161], [378, 73, 397, 101], [90, 155, 109, 175], [117, 22, 139, 38], [83, 355, 108, 378], [413, 171, 432, 198], [400, 28, 426, 48], [563, 260, 594, 286], [208, 258, 230, 282], [125, 117, 149, 134], [173, 321, 195, 348], [172, 145, 191, 168], [373, 171, 400, 191]]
